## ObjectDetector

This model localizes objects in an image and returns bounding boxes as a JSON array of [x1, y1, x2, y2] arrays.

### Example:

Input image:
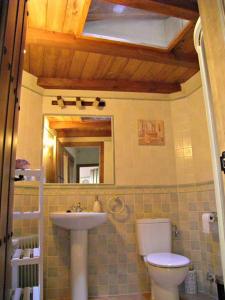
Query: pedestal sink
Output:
[[50, 212, 107, 300]]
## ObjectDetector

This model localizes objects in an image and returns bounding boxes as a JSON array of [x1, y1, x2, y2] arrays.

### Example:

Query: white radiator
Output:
[[12, 235, 39, 288]]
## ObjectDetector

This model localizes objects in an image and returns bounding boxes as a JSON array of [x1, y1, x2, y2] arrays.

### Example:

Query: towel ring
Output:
[[107, 196, 125, 214]]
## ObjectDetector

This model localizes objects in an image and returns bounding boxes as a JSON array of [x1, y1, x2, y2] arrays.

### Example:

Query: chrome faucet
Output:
[[71, 202, 84, 212]]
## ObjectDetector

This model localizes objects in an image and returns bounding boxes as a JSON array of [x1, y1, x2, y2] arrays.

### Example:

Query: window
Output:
[[83, 0, 190, 49]]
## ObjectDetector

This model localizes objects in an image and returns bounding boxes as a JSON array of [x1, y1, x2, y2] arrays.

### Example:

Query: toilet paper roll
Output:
[[202, 213, 214, 233]]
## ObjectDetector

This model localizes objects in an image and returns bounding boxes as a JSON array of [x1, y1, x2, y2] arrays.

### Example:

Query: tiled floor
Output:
[[89, 292, 215, 300], [180, 293, 215, 300]]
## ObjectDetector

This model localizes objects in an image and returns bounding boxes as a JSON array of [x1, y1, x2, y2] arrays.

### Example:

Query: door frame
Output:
[[62, 141, 104, 183], [194, 16, 225, 287], [0, 1, 28, 298]]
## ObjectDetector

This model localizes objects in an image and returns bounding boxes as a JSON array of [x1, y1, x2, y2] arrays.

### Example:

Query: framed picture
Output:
[[138, 120, 165, 145]]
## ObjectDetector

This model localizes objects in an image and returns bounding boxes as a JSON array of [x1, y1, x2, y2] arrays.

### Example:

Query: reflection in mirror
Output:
[[43, 115, 114, 184]]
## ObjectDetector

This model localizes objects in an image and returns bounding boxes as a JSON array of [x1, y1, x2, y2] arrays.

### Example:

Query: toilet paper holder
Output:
[[209, 212, 217, 223], [202, 212, 217, 234]]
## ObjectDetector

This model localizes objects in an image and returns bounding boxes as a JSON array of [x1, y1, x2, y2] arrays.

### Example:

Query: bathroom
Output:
[[14, 70, 221, 300], [1, 1, 225, 300]]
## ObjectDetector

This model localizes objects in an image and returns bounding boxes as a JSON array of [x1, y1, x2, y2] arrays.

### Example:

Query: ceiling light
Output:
[[113, 4, 125, 14], [76, 97, 83, 109], [57, 96, 65, 109], [93, 97, 101, 108]]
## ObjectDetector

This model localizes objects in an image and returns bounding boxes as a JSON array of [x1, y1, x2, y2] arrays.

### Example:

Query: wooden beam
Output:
[[56, 128, 111, 138], [49, 120, 111, 130], [37, 77, 181, 93], [62, 141, 106, 147], [26, 28, 199, 69], [105, 0, 199, 20]]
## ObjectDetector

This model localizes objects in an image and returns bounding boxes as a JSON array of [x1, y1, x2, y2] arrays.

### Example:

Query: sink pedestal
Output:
[[50, 212, 107, 300], [71, 230, 88, 300]]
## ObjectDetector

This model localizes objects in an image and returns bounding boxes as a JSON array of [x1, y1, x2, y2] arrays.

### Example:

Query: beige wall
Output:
[[43, 97, 176, 186], [17, 73, 43, 169], [18, 71, 179, 186], [171, 87, 213, 185], [17, 71, 213, 185]]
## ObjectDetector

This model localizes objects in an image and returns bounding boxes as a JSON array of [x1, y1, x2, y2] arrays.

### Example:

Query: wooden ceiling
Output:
[[24, 0, 199, 94], [48, 115, 112, 137]]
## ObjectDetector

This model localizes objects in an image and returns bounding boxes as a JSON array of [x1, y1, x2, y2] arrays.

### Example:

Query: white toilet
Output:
[[136, 218, 190, 300]]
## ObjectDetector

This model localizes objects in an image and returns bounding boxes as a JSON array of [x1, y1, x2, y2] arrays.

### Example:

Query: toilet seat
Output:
[[146, 252, 190, 268]]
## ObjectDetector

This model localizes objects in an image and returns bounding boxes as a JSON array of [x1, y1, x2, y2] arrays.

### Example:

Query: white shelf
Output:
[[12, 168, 44, 299], [13, 211, 40, 220], [11, 248, 40, 267], [15, 169, 42, 181], [12, 286, 40, 300], [12, 288, 22, 300], [33, 287, 40, 300]]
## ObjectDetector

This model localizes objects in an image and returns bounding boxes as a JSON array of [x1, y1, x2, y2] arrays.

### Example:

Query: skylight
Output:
[[83, 0, 190, 49]]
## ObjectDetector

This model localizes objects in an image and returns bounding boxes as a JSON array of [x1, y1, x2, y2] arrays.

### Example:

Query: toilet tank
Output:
[[136, 218, 172, 256]]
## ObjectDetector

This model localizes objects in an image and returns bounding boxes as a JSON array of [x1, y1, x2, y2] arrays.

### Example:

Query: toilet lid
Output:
[[146, 252, 190, 268]]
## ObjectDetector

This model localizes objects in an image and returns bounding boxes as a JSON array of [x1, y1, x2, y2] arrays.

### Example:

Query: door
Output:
[[0, 1, 28, 298], [197, 0, 225, 286]]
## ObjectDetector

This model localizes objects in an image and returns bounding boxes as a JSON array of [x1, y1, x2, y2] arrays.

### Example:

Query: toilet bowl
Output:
[[136, 218, 190, 300], [146, 252, 190, 300]]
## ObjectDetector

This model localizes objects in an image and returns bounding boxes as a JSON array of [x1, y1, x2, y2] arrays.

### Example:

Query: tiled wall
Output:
[[171, 88, 213, 186], [13, 190, 39, 236], [176, 182, 221, 297], [14, 184, 178, 300], [170, 87, 221, 297], [13, 182, 221, 299]]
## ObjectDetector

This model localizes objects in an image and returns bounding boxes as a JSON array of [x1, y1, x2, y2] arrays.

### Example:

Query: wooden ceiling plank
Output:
[[105, 0, 199, 20], [94, 55, 115, 79], [142, 62, 166, 82], [152, 64, 196, 84], [42, 47, 60, 78], [29, 45, 44, 77], [152, 64, 179, 82], [28, 0, 47, 29], [68, 50, 89, 79], [131, 61, 153, 81], [176, 68, 197, 84], [49, 120, 111, 130], [63, 0, 91, 34], [37, 77, 181, 93], [105, 57, 129, 80], [26, 28, 199, 69], [55, 48, 74, 78], [46, 0, 68, 32], [63, 0, 81, 34], [163, 66, 190, 83], [56, 128, 111, 138], [118, 58, 143, 80], [81, 53, 103, 79]]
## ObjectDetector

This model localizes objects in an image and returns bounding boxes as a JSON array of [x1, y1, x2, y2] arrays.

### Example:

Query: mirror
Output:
[[43, 115, 114, 184]]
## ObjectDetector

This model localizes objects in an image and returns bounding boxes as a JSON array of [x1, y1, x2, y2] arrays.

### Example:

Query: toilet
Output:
[[136, 218, 190, 300]]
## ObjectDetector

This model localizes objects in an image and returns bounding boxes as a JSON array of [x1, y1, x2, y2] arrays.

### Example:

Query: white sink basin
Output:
[[50, 211, 107, 230]]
